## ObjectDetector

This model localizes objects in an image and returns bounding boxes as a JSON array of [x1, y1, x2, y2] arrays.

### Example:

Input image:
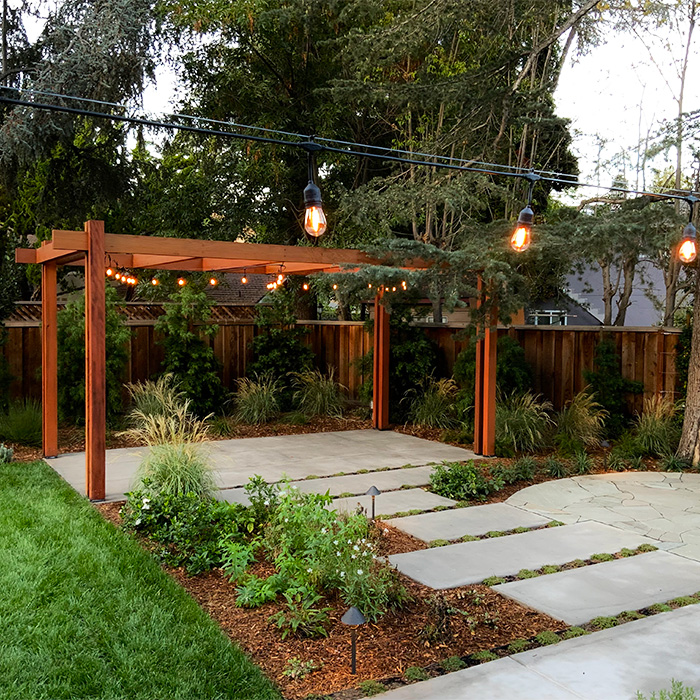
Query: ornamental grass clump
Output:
[[126, 374, 186, 421], [234, 372, 282, 424], [291, 368, 346, 418], [633, 395, 681, 457], [495, 392, 553, 454], [554, 390, 608, 455], [0, 399, 42, 447], [407, 376, 460, 429]]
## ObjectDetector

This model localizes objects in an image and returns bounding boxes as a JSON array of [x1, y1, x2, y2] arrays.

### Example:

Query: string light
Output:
[[178, 277, 187, 286], [209, 277, 218, 286], [333, 284, 338, 290], [151, 278, 159, 286], [241, 270, 248, 284], [302, 283, 309, 290], [106, 267, 114, 277], [511, 172, 539, 253], [678, 196, 698, 264]]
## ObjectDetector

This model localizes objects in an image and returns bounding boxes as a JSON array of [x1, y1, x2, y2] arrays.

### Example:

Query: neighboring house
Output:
[[526, 294, 602, 327]]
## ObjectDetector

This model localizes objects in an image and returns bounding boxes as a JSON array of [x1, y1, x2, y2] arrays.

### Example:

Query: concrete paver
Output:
[[332, 488, 456, 517], [388, 522, 655, 589], [370, 606, 700, 699], [493, 550, 700, 624], [386, 503, 551, 542]]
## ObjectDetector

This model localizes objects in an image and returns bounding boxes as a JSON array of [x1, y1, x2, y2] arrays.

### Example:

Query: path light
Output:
[[678, 196, 698, 264], [365, 485, 381, 520], [341, 606, 366, 675], [511, 171, 540, 253]]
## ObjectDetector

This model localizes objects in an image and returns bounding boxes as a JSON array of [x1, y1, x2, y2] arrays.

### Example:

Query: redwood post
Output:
[[85, 220, 106, 501], [372, 292, 390, 430], [483, 300, 498, 456], [474, 276, 484, 454], [41, 261, 59, 457]]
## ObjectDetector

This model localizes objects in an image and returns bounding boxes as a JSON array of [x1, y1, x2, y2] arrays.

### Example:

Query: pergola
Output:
[[16, 220, 497, 500]]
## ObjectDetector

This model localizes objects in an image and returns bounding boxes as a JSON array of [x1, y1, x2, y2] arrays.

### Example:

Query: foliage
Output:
[[137, 445, 217, 499], [282, 658, 322, 681], [121, 489, 249, 575], [234, 373, 282, 424], [633, 396, 681, 457], [57, 286, 130, 425], [544, 457, 568, 478], [453, 337, 533, 406], [291, 369, 345, 418], [660, 454, 692, 472], [572, 451, 594, 475], [358, 681, 386, 697], [128, 399, 211, 446], [407, 377, 460, 429], [554, 390, 608, 455], [126, 374, 186, 420], [220, 539, 256, 583], [270, 588, 332, 640], [0, 399, 42, 447], [636, 681, 699, 699], [404, 666, 430, 682], [0, 443, 14, 463], [513, 457, 538, 481], [583, 338, 643, 438], [235, 575, 281, 608], [429, 461, 502, 502], [676, 320, 692, 398], [155, 286, 225, 417], [440, 656, 466, 672], [244, 475, 280, 531], [535, 630, 560, 646], [495, 392, 554, 455]]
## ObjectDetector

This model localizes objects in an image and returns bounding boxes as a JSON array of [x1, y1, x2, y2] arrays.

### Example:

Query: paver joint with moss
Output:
[[0, 461, 280, 700]]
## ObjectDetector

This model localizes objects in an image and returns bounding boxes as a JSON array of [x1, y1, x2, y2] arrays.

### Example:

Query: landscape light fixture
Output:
[[678, 196, 698, 264], [302, 142, 327, 240], [511, 171, 540, 253], [365, 485, 381, 520], [341, 606, 366, 674]]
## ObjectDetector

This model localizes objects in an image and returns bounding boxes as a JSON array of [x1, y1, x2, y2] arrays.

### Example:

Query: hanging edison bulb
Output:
[[511, 205, 533, 252], [209, 277, 218, 286], [678, 222, 698, 264], [151, 278, 159, 286], [177, 277, 187, 287]]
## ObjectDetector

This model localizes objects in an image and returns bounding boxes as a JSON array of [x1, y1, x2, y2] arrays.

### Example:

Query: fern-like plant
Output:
[[291, 369, 345, 417], [495, 392, 553, 454], [235, 373, 282, 425], [554, 390, 608, 455]]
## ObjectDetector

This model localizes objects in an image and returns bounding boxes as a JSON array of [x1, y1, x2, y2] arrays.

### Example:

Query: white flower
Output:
[[351, 554, 356, 559], [141, 503, 151, 510], [336, 552, 341, 557], [307, 568, 313, 573], [383, 528, 389, 534], [333, 540, 339, 545], [353, 545, 359, 551], [264, 500, 270, 506], [357, 569, 364, 576], [348, 540, 352, 544], [340, 571, 345, 578], [361, 538, 366, 544], [321, 528, 327, 534], [134, 518, 142, 526], [284, 518, 289, 523], [142, 497, 150, 504]]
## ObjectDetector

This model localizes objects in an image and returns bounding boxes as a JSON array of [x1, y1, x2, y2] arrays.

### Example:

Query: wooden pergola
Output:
[[16, 221, 497, 500]]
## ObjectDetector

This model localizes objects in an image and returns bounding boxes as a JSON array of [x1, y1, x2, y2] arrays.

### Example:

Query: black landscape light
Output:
[[341, 606, 366, 674], [365, 485, 381, 520]]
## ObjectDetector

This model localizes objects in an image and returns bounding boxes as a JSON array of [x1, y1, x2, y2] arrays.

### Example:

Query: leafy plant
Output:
[[554, 390, 608, 455], [561, 626, 588, 639], [404, 666, 430, 682], [270, 588, 332, 639], [0, 443, 13, 463], [220, 539, 256, 582], [572, 451, 594, 475], [440, 656, 466, 672], [234, 372, 282, 424], [407, 376, 459, 429], [429, 461, 502, 501], [495, 392, 553, 454], [590, 616, 618, 629], [544, 456, 568, 478], [534, 630, 560, 645], [0, 399, 42, 447], [513, 457, 538, 481], [661, 454, 692, 472], [517, 569, 538, 579], [471, 650, 497, 662], [282, 658, 322, 681], [583, 338, 643, 438], [236, 575, 280, 608], [291, 368, 345, 418], [591, 552, 614, 562], [155, 285, 226, 417], [358, 680, 386, 697], [57, 286, 131, 425], [636, 680, 699, 700], [633, 396, 681, 457], [482, 576, 505, 587], [508, 638, 530, 653]]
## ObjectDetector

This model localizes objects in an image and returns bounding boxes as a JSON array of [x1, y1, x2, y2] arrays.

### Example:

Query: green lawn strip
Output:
[[0, 461, 281, 700]]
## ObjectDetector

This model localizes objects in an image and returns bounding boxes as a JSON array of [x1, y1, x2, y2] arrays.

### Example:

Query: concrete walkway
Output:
[[48, 430, 475, 501]]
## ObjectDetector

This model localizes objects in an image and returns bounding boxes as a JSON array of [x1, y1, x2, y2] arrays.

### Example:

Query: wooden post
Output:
[[474, 276, 484, 454], [41, 262, 59, 457], [372, 292, 390, 430], [473, 276, 497, 456], [85, 220, 106, 501]]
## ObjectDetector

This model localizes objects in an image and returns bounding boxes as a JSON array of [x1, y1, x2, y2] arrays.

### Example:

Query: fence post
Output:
[[372, 292, 390, 430], [41, 262, 58, 457]]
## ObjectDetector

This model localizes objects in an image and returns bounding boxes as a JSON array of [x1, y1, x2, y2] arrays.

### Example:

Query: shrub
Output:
[[57, 286, 130, 425], [270, 588, 332, 639], [429, 461, 502, 501], [534, 630, 560, 646], [234, 373, 282, 424], [517, 569, 538, 579], [661, 454, 692, 472], [407, 377, 459, 429], [495, 392, 553, 454], [440, 656, 466, 672], [508, 638, 530, 653], [583, 338, 643, 438], [544, 456, 568, 478], [590, 616, 618, 629], [633, 396, 681, 457], [128, 398, 211, 447], [358, 680, 386, 697], [220, 539, 256, 582], [591, 552, 614, 562], [636, 680, 699, 700], [561, 626, 588, 640], [291, 368, 345, 418], [513, 456, 538, 481], [0, 399, 42, 447], [236, 575, 280, 608], [554, 390, 608, 455], [572, 451, 594, 475], [471, 650, 497, 663], [155, 285, 226, 417], [137, 443, 216, 498], [482, 576, 506, 586], [126, 374, 186, 421], [404, 666, 429, 682]]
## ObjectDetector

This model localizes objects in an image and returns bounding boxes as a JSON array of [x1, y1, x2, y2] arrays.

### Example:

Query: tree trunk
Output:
[[613, 258, 636, 326], [678, 268, 700, 465], [431, 297, 443, 324]]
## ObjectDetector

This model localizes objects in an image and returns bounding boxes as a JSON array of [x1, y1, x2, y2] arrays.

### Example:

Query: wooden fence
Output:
[[1, 315, 680, 415]]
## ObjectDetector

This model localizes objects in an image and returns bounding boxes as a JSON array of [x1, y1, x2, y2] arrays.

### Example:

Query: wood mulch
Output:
[[95, 505, 563, 699]]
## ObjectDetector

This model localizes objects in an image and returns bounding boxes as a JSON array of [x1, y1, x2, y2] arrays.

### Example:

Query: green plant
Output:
[[429, 539, 450, 547], [583, 337, 643, 438], [670, 596, 698, 608], [541, 565, 561, 574], [282, 657, 322, 681], [482, 576, 506, 586], [407, 376, 459, 429], [126, 374, 186, 420], [495, 392, 553, 455], [220, 539, 256, 582], [429, 461, 502, 501], [0, 443, 13, 462], [462, 534, 480, 542], [554, 390, 608, 455], [547, 520, 565, 527], [517, 569, 538, 579], [544, 456, 568, 478], [358, 680, 386, 697], [234, 372, 282, 424], [534, 630, 560, 645], [0, 399, 42, 447], [291, 368, 345, 418], [561, 626, 588, 639], [661, 454, 692, 472], [207, 415, 234, 437], [57, 286, 131, 425], [440, 656, 466, 672], [508, 638, 530, 653], [471, 650, 497, 663], [649, 603, 673, 613], [280, 411, 308, 425], [617, 610, 644, 621], [404, 666, 429, 682], [636, 680, 699, 700], [619, 548, 636, 557], [155, 285, 226, 417], [513, 526, 530, 533], [634, 396, 681, 457], [590, 616, 618, 629], [236, 575, 280, 608], [637, 544, 658, 553], [572, 451, 594, 475], [513, 457, 538, 481], [606, 450, 628, 472], [486, 530, 505, 538], [591, 552, 614, 562], [568, 559, 586, 568], [128, 398, 211, 447], [270, 588, 332, 639], [136, 444, 216, 498]]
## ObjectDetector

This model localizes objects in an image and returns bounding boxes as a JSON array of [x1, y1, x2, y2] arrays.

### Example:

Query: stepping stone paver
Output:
[[388, 522, 655, 589], [371, 605, 700, 699], [386, 503, 550, 542], [332, 488, 456, 517], [492, 550, 700, 625]]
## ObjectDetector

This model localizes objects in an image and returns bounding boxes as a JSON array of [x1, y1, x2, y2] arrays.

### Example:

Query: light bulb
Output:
[[151, 278, 159, 286], [510, 225, 532, 252], [679, 238, 697, 264], [332, 284, 338, 290], [392, 286, 396, 292], [304, 205, 327, 237], [368, 283, 372, 289], [209, 277, 218, 286], [178, 278, 186, 286], [303, 283, 309, 290], [106, 267, 114, 277], [241, 276, 248, 284]]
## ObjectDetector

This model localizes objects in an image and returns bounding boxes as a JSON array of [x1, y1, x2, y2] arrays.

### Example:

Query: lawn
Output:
[[0, 460, 281, 700]]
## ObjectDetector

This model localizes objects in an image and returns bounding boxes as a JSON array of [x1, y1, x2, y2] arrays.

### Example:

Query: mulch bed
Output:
[[95, 504, 562, 699]]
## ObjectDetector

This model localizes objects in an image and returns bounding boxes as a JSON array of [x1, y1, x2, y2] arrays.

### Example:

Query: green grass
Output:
[[0, 461, 281, 700]]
